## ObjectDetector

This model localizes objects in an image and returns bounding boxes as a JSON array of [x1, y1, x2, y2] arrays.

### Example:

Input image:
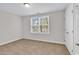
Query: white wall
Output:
[[0, 10, 65, 45], [0, 11, 22, 43], [22, 11, 65, 44]]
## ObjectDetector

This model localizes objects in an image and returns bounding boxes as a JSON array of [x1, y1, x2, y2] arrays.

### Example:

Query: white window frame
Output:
[[31, 16, 49, 34]]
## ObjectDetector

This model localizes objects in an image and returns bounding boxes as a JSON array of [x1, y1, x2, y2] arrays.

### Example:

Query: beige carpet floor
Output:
[[0, 39, 70, 55]]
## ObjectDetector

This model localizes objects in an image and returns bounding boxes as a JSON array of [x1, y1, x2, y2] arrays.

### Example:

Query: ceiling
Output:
[[0, 3, 69, 16]]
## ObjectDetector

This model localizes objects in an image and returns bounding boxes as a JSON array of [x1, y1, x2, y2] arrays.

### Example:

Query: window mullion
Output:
[[39, 17, 40, 33]]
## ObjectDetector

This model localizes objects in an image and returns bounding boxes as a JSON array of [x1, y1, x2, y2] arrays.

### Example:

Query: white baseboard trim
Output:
[[0, 38, 65, 46], [0, 38, 21, 46], [24, 38, 65, 45]]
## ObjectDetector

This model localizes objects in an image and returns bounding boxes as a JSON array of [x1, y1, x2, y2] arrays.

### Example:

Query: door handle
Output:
[[66, 32, 69, 34], [76, 43, 79, 46]]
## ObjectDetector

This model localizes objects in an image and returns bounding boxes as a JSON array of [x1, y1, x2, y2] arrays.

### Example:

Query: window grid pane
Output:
[[31, 16, 49, 33], [32, 26, 40, 32]]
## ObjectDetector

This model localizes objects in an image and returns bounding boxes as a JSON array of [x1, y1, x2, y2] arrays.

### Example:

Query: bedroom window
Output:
[[31, 16, 49, 34]]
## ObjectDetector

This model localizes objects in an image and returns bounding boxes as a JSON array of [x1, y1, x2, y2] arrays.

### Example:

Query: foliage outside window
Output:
[[31, 16, 49, 34]]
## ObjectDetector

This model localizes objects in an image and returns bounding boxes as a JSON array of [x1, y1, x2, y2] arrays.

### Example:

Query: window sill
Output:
[[30, 32, 49, 34]]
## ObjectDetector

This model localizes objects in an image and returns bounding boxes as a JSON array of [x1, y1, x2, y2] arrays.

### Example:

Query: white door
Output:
[[65, 4, 74, 54], [74, 4, 79, 54]]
